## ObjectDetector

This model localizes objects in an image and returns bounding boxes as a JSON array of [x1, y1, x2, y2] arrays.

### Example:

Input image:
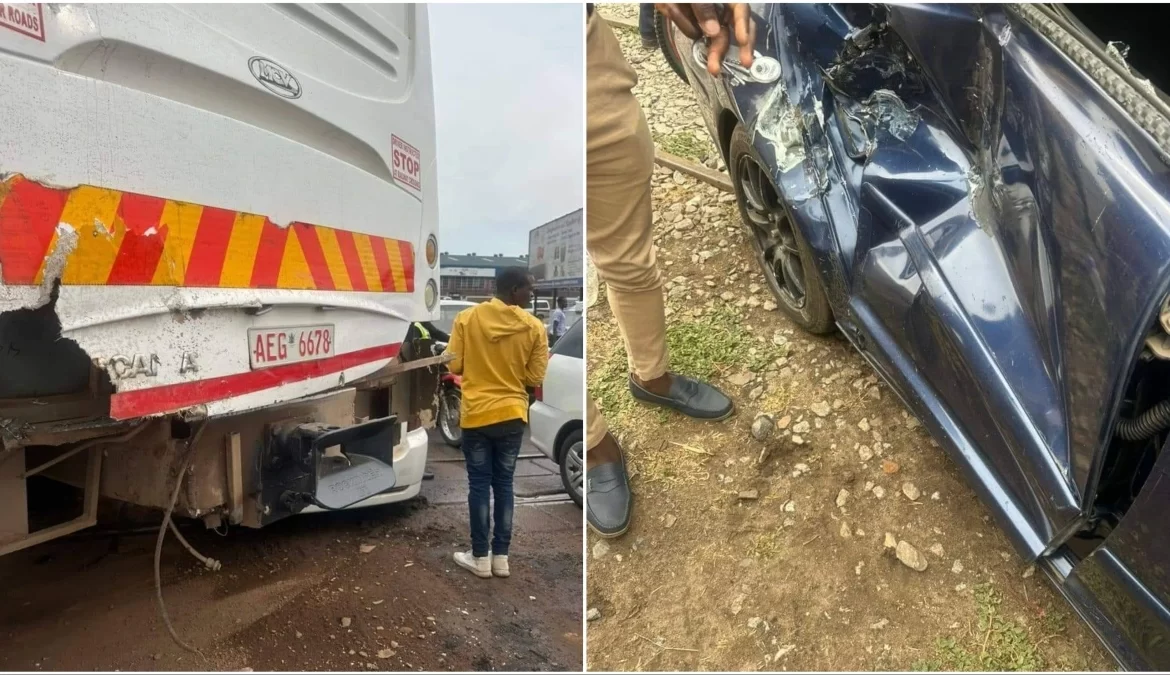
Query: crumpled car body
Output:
[[671, 3, 1170, 669]]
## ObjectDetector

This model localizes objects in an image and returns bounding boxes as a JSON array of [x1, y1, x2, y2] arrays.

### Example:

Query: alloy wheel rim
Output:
[[566, 441, 583, 497], [735, 154, 807, 310]]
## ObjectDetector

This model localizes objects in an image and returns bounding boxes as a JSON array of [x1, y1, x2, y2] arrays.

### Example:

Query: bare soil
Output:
[[585, 6, 1115, 671], [0, 463, 581, 672]]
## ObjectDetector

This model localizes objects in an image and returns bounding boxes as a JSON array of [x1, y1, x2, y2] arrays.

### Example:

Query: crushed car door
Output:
[[746, 3, 1098, 557]]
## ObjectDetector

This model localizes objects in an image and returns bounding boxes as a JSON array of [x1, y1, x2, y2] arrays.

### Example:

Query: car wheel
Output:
[[654, 11, 688, 83], [728, 124, 834, 334], [559, 429, 584, 508], [437, 388, 462, 448]]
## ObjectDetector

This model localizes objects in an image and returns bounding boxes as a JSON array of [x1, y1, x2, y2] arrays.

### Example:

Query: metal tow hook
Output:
[[692, 42, 781, 86]]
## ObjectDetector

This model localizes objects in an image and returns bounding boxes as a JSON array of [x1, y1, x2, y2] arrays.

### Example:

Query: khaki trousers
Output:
[[585, 12, 669, 450]]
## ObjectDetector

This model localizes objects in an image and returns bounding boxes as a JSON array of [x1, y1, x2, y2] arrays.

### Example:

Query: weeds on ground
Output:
[[652, 130, 710, 163], [911, 583, 1045, 672]]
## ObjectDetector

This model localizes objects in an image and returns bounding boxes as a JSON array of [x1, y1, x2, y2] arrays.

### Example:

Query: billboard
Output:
[[528, 209, 583, 290]]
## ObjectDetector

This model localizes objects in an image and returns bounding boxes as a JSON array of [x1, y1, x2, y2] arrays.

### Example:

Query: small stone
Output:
[[839, 521, 852, 538], [792, 420, 810, 434], [833, 399, 845, 409], [906, 417, 921, 430], [739, 489, 759, 501], [592, 540, 611, 560], [952, 560, 964, 574], [858, 418, 871, 432], [296, 631, 303, 639], [835, 489, 850, 508], [902, 482, 921, 501], [749, 386, 764, 400], [855, 561, 865, 576], [871, 618, 889, 630], [751, 414, 775, 441], [1023, 566, 1035, 579], [955, 583, 968, 593], [728, 371, 754, 387], [929, 543, 945, 557], [811, 401, 831, 417], [896, 541, 929, 572], [587, 608, 602, 622], [931, 491, 941, 501], [872, 486, 886, 499], [883, 532, 898, 549], [720, 291, 735, 302], [881, 459, 900, 475], [747, 616, 763, 629], [783, 500, 796, 513], [731, 593, 746, 616], [763, 300, 778, 311], [858, 445, 873, 461], [377, 649, 396, 659], [864, 481, 875, 492], [359, 544, 377, 554], [777, 415, 791, 429], [665, 514, 677, 529], [791, 435, 804, 445], [341, 617, 352, 628]]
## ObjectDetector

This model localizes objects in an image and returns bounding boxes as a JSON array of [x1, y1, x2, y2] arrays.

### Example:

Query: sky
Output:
[[428, 4, 583, 258]]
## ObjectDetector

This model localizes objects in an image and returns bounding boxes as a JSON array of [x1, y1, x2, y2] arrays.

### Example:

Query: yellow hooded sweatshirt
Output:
[[446, 298, 549, 429]]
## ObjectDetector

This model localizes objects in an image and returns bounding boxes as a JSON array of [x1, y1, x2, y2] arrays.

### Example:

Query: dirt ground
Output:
[[585, 6, 1115, 672], [0, 434, 582, 672]]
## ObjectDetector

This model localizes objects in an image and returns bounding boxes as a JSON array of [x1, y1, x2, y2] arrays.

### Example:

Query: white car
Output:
[[529, 317, 584, 506], [435, 299, 478, 336]]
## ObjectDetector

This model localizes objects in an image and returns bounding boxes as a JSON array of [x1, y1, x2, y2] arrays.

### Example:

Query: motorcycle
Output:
[[433, 341, 462, 448]]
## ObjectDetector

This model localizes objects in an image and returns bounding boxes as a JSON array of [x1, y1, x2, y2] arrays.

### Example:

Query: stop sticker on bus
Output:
[[391, 135, 421, 193]]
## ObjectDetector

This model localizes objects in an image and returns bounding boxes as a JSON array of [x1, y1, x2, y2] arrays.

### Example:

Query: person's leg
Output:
[[585, 12, 732, 537], [639, 4, 658, 49], [454, 428, 492, 578], [586, 11, 670, 400], [586, 13, 732, 431], [488, 426, 524, 576]]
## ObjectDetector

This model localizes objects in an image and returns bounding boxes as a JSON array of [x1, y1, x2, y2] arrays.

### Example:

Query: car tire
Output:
[[437, 388, 462, 448], [655, 11, 688, 83], [728, 124, 834, 334], [558, 429, 584, 508]]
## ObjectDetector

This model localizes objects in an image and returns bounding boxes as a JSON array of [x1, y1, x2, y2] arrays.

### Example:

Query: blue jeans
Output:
[[462, 420, 525, 557]]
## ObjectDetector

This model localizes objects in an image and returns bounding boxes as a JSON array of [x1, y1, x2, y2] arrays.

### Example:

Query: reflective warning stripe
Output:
[[0, 175, 416, 293]]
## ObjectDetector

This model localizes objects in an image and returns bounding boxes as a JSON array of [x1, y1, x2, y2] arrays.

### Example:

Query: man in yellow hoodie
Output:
[[446, 267, 549, 579]]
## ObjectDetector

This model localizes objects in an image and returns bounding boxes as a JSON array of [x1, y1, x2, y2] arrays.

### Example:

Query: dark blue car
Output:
[[663, 4, 1170, 669]]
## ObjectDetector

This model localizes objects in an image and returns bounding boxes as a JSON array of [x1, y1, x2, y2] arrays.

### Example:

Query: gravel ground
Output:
[[585, 5, 1114, 672]]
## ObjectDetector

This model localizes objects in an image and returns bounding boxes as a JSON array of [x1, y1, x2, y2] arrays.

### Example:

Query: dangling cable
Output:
[[154, 421, 210, 656]]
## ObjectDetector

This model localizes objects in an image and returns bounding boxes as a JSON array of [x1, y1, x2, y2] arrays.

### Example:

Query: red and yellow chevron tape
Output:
[[0, 175, 415, 293]]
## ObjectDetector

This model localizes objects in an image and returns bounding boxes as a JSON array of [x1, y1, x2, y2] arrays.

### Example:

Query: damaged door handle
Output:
[[692, 42, 781, 85]]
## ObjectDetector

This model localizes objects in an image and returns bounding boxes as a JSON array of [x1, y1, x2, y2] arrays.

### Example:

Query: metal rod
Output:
[[428, 453, 545, 463], [22, 422, 149, 479]]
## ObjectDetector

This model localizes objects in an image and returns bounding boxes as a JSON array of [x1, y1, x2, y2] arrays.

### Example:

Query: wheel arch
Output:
[[553, 419, 583, 461]]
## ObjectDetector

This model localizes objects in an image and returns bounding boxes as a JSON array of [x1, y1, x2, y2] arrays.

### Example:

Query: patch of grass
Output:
[[666, 305, 785, 380], [749, 532, 780, 560], [911, 583, 1045, 672], [652, 129, 709, 163]]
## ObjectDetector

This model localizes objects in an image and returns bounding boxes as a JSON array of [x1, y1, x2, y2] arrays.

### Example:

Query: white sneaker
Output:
[[453, 550, 491, 578], [492, 555, 510, 578]]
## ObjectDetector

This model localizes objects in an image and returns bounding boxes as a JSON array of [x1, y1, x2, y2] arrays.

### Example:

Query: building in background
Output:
[[439, 252, 529, 301], [528, 209, 583, 302]]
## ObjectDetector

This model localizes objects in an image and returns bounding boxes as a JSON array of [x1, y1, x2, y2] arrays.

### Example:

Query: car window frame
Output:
[[550, 317, 583, 359]]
